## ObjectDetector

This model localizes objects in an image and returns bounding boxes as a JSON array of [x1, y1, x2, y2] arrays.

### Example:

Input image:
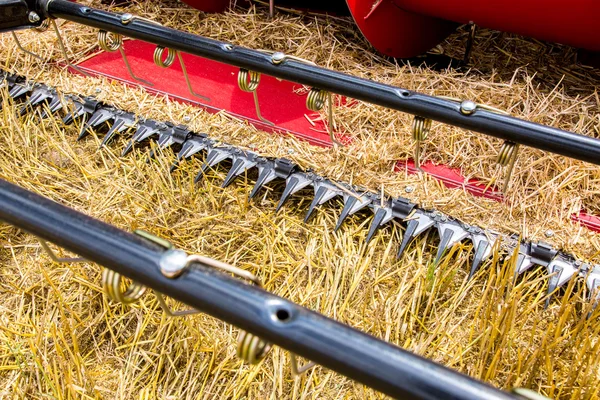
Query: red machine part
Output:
[[346, 0, 600, 57], [181, 1, 600, 58]]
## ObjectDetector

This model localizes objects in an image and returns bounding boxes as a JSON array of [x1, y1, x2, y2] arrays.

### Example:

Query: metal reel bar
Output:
[[237, 68, 273, 125]]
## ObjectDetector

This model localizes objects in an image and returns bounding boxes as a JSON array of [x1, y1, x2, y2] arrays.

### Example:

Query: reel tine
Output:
[[153, 46, 210, 101], [123, 119, 163, 156], [304, 179, 341, 223], [397, 210, 435, 259], [335, 191, 371, 232], [11, 31, 44, 61], [51, 19, 91, 77], [276, 172, 314, 212], [171, 134, 211, 171], [194, 146, 234, 183], [222, 151, 258, 188], [78, 107, 117, 140], [237, 68, 274, 126], [98, 30, 153, 86], [100, 111, 136, 148], [102, 267, 147, 304], [290, 354, 316, 377], [433, 216, 469, 266], [38, 238, 86, 263]]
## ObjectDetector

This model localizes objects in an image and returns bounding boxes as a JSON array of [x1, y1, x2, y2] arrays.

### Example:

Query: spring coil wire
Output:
[[237, 330, 273, 364], [154, 46, 176, 68], [306, 88, 327, 111], [102, 268, 146, 304], [98, 30, 123, 52], [496, 141, 518, 166], [238, 68, 261, 92], [412, 116, 432, 141]]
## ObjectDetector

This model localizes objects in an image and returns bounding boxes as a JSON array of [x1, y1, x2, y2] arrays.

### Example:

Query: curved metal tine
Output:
[[502, 143, 520, 193], [290, 354, 316, 377], [176, 51, 210, 102], [326, 92, 343, 146], [118, 46, 154, 87], [11, 32, 44, 61], [51, 19, 91, 77], [463, 23, 477, 66], [153, 291, 199, 317], [37, 238, 86, 263]]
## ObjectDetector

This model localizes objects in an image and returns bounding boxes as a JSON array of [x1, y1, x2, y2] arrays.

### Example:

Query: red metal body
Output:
[[181, 0, 600, 58]]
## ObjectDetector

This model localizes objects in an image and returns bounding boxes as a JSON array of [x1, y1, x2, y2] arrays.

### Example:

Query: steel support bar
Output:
[[39, 0, 600, 165], [0, 178, 517, 400]]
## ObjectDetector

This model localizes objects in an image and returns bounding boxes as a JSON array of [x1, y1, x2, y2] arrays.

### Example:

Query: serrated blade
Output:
[[276, 172, 314, 212], [434, 219, 469, 265], [335, 192, 372, 231], [100, 112, 136, 148], [40, 93, 64, 119], [123, 119, 163, 156], [468, 232, 493, 279], [78, 107, 115, 140], [170, 134, 210, 171], [545, 257, 579, 308], [19, 85, 54, 116], [304, 179, 341, 223], [397, 210, 435, 259], [195, 147, 233, 183], [366, 202, 394, 243], [249, 160, 277, 199], [8, 82, 32, 100], [222, 152, 258, 188]]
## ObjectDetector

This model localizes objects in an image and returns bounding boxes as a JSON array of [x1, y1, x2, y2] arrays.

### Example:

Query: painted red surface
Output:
[[180, 0, 230, 13], [395, 160, 504, 201], [76, 40, 334, 147], [571, 212, 600, 233]]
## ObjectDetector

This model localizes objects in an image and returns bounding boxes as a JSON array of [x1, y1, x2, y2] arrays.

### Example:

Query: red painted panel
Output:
[[571, 212, 600, 233], [76, 40, 335, 146], [395, 0, 600, 52], [395, 159, 504, 201]]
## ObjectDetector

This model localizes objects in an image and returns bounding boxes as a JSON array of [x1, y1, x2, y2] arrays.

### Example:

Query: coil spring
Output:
[[412, 116, 432, 141], [306, 88, 327, 111], [237, 330, 272, 364], [34, 19, 50, 33], [153, 46, 176, 68], [497, 141, 517, 166], [238, 69, 260, 92], [102, 268, 146, 304], [98, 30, 122, 52]]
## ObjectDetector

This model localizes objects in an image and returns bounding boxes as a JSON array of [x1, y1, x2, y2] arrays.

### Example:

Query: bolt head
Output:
[[121, 13, 134, 24], [460, 100, 477, 115], [183, 116, 191, 122], [544, 230, 555, 238], [160, 250, 188, 279], [271, 52, 286, 65], [28, 12, 40, 24], [287, 149, 295, 154], [405, 186, 414, 193]]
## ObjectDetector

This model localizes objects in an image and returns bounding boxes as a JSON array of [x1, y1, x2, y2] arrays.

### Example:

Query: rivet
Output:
[[544, 230, 555, 238], [460, 100, 477, 115], [159, 249, 188, 279], [405, 186, 414, 193], [271, 52, 286, 65], [121, 13, 134, 25]]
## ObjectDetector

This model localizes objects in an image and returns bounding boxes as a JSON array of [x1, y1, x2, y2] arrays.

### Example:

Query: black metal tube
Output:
[[42, 0, 600, 165], [0, 178, 517, 400]]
